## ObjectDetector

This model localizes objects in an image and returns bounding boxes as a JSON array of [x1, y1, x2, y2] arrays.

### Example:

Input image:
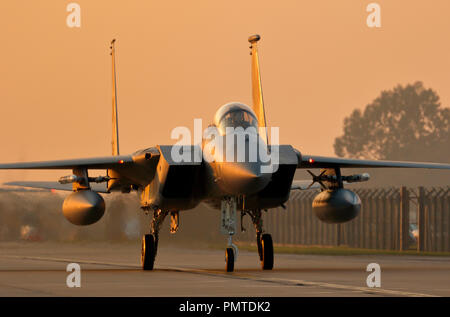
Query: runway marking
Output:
[[0, 282, 55, 296], [1, 255, 438, 297], [1, 255, 137, 269], [162, 266, 438, 297]]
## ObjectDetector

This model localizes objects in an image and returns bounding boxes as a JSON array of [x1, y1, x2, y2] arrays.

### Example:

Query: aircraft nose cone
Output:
[[220, 163, 271, 195], [232, 165, 259, 179]]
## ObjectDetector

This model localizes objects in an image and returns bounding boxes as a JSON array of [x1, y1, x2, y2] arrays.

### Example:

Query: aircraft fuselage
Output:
[[133, 103, 297, 213]]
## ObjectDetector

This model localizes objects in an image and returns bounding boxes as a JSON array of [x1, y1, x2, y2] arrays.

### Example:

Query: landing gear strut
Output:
[[221, 197, 238, 272], [170, 211, 179, 234], [141, 209, 168, 270], [247, 209, 273, 270]]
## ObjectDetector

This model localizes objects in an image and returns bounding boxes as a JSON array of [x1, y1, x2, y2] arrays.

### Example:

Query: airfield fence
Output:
[[0, 186, 448, 252], [239, 186, 450, 252]]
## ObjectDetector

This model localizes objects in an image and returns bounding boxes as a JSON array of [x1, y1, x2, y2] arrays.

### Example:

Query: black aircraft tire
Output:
[[261, 234, 274, 270], [225, 248, 234, 272], [141, 234, 156, 270], [257, 232, 263, 261]]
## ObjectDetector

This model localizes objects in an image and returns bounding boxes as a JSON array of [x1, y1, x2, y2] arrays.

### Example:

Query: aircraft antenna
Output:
[[110, 39, 120, 156]]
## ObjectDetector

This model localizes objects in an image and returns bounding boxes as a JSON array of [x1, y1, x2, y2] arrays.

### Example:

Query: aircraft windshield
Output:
[[218, 110, 258, 134]]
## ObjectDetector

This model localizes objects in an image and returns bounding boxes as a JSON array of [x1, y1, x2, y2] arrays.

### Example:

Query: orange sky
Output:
[[1, 1, 450, 182]]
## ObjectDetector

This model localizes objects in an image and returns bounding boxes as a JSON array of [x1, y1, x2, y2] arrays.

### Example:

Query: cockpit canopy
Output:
[[213, 102, 258, 134]]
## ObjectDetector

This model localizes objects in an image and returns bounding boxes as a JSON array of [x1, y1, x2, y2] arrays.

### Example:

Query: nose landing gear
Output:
[[225, 246, 235, 272], [221, 198, 274, 272], [221, 197, 238, 272]]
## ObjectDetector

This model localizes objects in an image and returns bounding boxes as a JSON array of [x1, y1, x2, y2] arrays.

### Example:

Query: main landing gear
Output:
[[141, 209, 177, 270], [141, 233, 156, 270], [141, 202, 274, 272], [247, 209, 273, 270]]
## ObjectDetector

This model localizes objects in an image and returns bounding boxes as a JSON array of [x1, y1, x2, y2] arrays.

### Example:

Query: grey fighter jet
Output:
[[1, 35, 449, 272]]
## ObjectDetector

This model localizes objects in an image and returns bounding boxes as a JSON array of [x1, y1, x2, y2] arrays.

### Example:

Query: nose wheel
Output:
[[225, 248, 234, 272]]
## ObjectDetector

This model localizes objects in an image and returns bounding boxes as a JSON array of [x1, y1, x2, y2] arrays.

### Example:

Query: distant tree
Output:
[[334, 81, 450, 162]]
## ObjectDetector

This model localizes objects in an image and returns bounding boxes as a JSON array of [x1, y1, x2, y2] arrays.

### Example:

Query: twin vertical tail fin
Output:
[[109, 36, 265, 154], [248, 34, 268, 144], [107, 39, 121, 192], [110, 39, 120, 156]]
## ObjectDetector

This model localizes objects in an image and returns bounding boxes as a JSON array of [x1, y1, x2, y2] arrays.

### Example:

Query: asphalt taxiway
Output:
[[0, 242, 449, 296]]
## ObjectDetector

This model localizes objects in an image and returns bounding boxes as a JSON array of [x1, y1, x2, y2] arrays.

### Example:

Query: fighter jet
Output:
[[1, 35, 449, 272]]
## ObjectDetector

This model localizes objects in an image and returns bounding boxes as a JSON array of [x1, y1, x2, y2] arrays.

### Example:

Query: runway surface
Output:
[[0, 242, 449, 297]]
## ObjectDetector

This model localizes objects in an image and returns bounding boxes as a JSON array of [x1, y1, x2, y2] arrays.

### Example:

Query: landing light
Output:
[[309, 158, 315, 164]]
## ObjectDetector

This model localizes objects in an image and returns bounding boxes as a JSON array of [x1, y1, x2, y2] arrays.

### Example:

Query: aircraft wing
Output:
[[0, 147, 166, 193], [298, 154, 450, 170], [290, 179, 357, 191], [3, 181, 109, 193], [0, 186, 47, 193], [0, 155, 134, 170]]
